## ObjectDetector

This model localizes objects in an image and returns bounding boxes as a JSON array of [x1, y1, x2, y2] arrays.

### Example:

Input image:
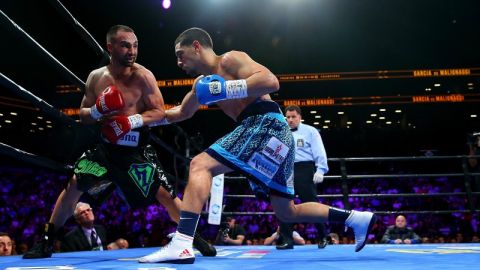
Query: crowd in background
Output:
[[1, 164, 479, 255]]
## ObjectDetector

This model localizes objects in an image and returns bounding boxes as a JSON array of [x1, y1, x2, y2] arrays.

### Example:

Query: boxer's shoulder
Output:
[[221, 50, 248, 65]]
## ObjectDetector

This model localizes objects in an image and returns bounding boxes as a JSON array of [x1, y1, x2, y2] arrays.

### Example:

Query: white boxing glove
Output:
[[313, 172, 324, 184]]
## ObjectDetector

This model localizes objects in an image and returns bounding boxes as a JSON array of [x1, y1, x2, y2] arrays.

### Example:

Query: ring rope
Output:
[[150, 133, 192, 163], [223, 192, 480, 199], [0, 9, 85, 87], [328, 155, 477, 162], [215, 209, 480, 216], [321, 173, 480, 179], [0, 142, 71, 173], [47, 0, 110, 65], [0, 72, 77, 126]]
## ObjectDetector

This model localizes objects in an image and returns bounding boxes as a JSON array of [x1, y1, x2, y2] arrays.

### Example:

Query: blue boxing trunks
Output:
[[206, 100, 295, 199]]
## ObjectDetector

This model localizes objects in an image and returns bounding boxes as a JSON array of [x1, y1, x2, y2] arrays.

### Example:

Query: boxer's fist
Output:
[[90, 85, 125, 120], [195, 75, 247, 105], [101, 114, 143, 144]]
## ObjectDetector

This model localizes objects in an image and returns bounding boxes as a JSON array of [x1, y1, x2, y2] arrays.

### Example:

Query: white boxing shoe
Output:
[[139, 232, 195, 264], [345, 210, 376, 252]]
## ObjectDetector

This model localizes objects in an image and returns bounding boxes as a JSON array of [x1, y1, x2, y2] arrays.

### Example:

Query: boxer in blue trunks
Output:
[[139, 27, 376, 264]]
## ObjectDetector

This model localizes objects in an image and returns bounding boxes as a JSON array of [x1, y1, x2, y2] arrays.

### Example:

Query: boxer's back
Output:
[[213, 51, 273, 121]]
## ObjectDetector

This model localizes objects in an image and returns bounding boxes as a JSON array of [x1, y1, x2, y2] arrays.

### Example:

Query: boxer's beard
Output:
[[121, 56, 136, 67]]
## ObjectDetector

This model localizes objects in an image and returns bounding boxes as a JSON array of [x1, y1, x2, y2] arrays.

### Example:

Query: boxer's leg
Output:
[[270, 195, 376, 252], [155, 186, 217, 257], [50, 175, 84, 228], [139, 152, 231, 263], [23, 176, 83, 259]]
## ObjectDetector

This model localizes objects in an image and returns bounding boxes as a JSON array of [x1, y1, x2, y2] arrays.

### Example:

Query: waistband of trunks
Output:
[[236, 100, 282, 123], [102, 126, 150, 150]]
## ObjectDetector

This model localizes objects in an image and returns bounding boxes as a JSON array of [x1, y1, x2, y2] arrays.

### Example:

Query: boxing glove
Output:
[[195, 75, 248, 105], [101, 114, 143, 144], [90, 85, 125, 120]]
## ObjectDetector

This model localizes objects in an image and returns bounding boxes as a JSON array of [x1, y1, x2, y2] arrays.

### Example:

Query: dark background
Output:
[[1, 0, 480, 167]]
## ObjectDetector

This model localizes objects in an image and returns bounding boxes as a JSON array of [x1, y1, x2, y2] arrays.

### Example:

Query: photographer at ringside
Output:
[[467, 132, 480, 208], [215, 217, 246, 246]]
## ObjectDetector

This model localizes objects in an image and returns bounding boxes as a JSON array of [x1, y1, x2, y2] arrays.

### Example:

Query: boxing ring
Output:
[[1, 244, 479, 270], [1, 2, 480, 270]]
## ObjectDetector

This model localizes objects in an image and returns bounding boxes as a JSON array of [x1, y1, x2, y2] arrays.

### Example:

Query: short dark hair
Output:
[[175, 27, 213, 49], [106, 25, 134, 43], [285, 105, 302, 115]]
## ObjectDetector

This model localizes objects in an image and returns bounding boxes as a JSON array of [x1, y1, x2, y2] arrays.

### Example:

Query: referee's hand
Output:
[[313, 172, 324, 184]]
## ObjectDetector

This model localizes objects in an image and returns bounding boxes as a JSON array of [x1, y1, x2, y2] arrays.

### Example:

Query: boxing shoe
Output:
[[193, 233, 217, 257], [317, 237, 328, 249], [166, 232, 216, 257], [23, 239, 54, 259], [276, 228, 294, 250], [345, 210, 376, 252], [276, 241, 294, 250], [139, 232, 195, 264], [23, 223, 55, 259]]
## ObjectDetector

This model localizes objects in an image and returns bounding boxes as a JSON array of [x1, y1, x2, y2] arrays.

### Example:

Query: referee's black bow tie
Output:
[[290, 127, 298, 131]]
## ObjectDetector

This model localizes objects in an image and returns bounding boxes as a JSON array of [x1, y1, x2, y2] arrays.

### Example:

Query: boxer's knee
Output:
[[63, 175, 83, 199], [65, 175, 80, 192], [271, 196, 298, 222], [276, 209, 298, 223], [190, 154, 209, 172], [189, 153, 216, 181], [156, 186, 175, 204]]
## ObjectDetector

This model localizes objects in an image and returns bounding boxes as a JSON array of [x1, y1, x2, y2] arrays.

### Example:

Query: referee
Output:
[[277, 105, 329, 249]]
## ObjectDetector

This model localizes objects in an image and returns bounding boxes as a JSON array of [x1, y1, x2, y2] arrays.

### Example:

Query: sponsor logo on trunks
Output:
[[209, 81, 222, 95], [286, 172, 294, 189], [87, 180, 113, 196], [117, 131, 139, 147], [128, 163, 155, 197], [262, 137, 289, 164], [74, 159, 107, 177], [247, 152, 280, 179]]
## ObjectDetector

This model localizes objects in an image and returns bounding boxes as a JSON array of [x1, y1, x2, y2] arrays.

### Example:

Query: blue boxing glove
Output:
[[195, 74, 248, 105]]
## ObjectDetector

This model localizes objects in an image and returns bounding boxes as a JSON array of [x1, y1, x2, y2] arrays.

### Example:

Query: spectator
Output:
[[382, 215, 421, 244], [264, 226, 305, 246], [61, 202, 107, 252], [115, 238, 129, 249], [107, 238, 130, 250], [16, 242, 29, 255], [215, 217, 246, 245], [327, 233, 340, 245], [0, 232, 13, 256], [107, 242, 118, 250], [471, 235, 479, 243]]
